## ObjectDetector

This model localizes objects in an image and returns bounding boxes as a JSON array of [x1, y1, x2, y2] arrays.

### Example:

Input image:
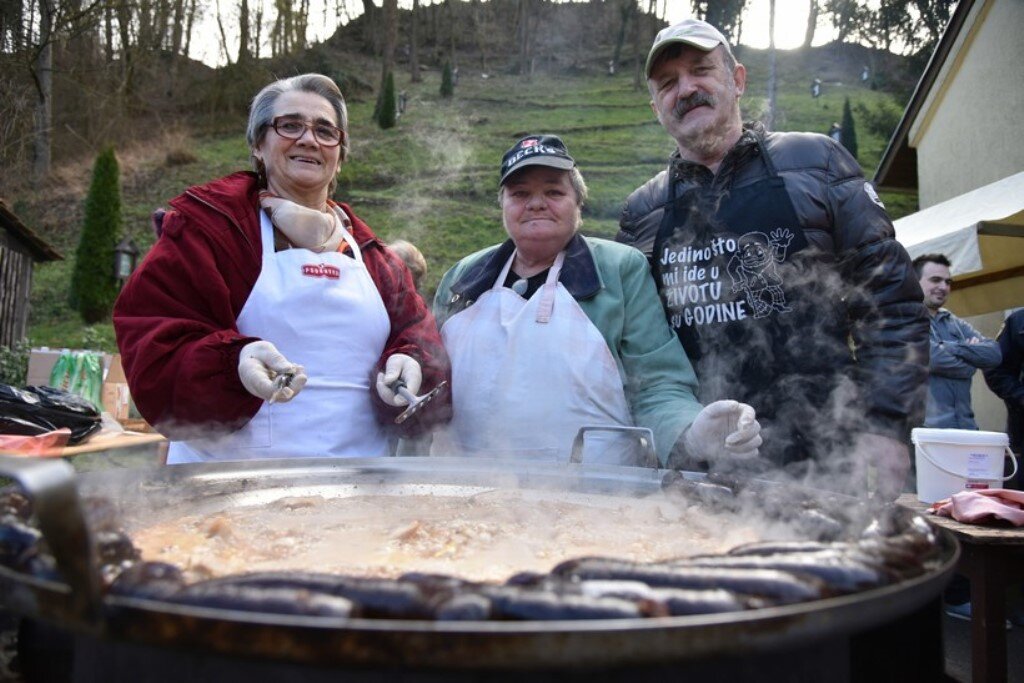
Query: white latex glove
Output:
[[683, 400, 762, 463], [238, 341, 307, 403], [260, 193, 343, 253], [375, 354, 423, 407], [853, 432, 910, 502]]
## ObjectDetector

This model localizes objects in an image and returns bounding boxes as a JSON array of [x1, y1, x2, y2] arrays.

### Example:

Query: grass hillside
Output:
[[18, 43, 918, 353]]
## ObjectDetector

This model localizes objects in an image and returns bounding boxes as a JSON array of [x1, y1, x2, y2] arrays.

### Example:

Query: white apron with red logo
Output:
[[431, 251, 637, 463], [167, 208, 391, 464]]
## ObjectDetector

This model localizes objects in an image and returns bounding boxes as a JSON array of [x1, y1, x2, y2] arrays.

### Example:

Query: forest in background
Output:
[[2, 0, 956, 183], [0, 0, 956, 357]]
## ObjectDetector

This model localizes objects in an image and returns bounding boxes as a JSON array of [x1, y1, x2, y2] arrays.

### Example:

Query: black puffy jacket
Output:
[[616, 123, 928, 444]]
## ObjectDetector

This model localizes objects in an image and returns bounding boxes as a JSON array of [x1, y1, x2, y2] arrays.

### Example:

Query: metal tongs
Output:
[[268, 369, 298, 405], [388, 379, 448, 424]]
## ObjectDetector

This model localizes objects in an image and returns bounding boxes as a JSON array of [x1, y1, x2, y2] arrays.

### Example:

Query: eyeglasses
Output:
[[270, 116, 344, 147]]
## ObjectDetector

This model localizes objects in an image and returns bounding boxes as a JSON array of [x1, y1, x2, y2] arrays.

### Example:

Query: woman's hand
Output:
[[376, 354, 423, 406], [238, 341, 307, 403], [683, 400, 762, 464]]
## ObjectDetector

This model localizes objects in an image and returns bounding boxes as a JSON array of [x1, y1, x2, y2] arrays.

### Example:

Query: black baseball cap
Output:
[[499, 135, 575, 186]]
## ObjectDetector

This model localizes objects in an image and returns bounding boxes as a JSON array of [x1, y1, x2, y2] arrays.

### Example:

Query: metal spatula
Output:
[[389, 380, 449, 424]]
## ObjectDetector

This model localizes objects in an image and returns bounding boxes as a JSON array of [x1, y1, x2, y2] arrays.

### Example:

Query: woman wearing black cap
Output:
[[431, 134, 761, 467]]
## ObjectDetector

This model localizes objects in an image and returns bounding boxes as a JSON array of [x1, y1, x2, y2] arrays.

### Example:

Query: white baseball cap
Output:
[[645, 19, 730, 78]]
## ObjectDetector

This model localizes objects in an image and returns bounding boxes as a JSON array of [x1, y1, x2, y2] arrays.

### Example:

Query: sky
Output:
[[194, 0, 837, 67]]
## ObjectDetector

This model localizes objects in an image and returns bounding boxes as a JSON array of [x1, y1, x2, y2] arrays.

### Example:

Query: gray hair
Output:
[[247, 73, 350, 173], [497, 166, 589, 208]]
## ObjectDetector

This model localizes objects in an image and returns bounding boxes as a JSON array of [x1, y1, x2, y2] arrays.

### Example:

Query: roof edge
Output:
[[873, 0, 977, 190], [0, 199, 63, 262]]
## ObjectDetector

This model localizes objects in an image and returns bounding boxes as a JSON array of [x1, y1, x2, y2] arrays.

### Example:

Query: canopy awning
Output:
[[894, 171, 1024, 316]]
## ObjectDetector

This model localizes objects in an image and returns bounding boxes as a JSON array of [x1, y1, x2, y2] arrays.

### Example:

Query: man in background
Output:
[[616, 18, 928, 500], [914, 253, 1004, 622], [914, 253, 1001, 430], [984, 307, 1024, 489]]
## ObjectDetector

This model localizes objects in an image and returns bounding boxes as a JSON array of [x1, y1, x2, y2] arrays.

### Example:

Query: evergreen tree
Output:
[[377, 70, 397, 129], [70, 147, 122, 324], [841, 97, 859, 160], [440, 62, 454, 98]]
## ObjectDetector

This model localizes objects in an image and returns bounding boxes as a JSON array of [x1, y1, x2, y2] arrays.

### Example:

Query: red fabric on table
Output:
[[0, 429, 72, 456], [929, 489, 1024, 526]]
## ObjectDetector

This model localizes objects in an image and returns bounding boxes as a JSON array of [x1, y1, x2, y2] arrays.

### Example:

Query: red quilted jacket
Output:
[[113, 172, 451, 439]]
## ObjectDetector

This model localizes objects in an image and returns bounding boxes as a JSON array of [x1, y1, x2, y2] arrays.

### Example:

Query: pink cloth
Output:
[[929, 489, 1024, 526], [0, 429, 72, 456]]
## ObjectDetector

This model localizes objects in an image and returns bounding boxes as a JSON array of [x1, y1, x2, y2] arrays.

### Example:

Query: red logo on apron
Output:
[[302, 263, 341, 279]]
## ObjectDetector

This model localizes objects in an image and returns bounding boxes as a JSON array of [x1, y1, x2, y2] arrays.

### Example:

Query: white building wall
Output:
[[913, 0, 1024, 208]]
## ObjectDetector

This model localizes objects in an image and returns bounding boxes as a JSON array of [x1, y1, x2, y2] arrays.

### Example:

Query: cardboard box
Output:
[[101, 354, 131, 421]]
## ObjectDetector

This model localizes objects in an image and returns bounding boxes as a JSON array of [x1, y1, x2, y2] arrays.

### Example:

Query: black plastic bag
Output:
[[0, 384, 102, 445]]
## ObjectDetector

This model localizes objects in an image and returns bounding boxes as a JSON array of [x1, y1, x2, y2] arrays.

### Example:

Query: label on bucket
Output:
[[966, 480, 990, 489], [967, 452, 992, 479]]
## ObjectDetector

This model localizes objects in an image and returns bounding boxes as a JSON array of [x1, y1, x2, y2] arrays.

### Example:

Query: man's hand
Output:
[[238, 341, 307, 403], [376, 354, 422, 407], [683, 400, 762, 464], [853, 432, 910, 502]]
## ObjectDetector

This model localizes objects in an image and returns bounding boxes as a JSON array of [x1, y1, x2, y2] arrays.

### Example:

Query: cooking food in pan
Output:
[[0, 467, 944, 623]]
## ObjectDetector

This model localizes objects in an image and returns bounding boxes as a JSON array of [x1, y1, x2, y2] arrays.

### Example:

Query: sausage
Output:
[[552, 557, 825, 603], [191, 572, 435, 619], [108, 561, 186, 598], [677, 552, 890, 593], [170, 582, 354, 617], [577, 580, 748, 616], [479, 586, 644, 621]]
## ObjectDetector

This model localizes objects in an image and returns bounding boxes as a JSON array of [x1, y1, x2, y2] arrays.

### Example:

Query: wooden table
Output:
[[0, 431, 167, 469], [898, 493, 1024, 683]]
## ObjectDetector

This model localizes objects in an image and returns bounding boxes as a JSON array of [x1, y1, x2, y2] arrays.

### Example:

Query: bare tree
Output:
[[802, 0, 819, 48], [472, 0, 488, 71], [446, 0, 455, 65], [611, 0, 631, 72], [824, 0, 863, 44], [631, 0, 641, 90], [691, 0, 748, 41], [14, 0, 102, 177], [183, 0, 198, 58], [238, 0, 252, 63], [904, 0, 954, 52], [215, 0, 233, 63], [373, 0, 396, 122], [32, 0, 54, 178], [410, 0, 421, 82]]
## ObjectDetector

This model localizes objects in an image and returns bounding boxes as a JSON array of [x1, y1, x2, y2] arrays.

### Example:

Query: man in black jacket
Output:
[[984, 308, 1024, 490], [616, 19, 928, 499]]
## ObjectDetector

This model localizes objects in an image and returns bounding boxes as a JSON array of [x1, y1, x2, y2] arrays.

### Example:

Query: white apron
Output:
[[432, 251, 638, 464], [168, 209, 391, 464]]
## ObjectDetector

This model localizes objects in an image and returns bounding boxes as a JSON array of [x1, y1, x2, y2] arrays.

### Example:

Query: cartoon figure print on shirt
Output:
[[726, 229, 795, 319]]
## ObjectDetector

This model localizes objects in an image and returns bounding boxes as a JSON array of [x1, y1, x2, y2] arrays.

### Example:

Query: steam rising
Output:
[[385, 104, 474, 246], [666, 214, 926, 504]]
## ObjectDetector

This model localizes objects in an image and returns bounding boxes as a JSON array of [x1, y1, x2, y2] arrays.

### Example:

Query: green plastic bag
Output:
[[49, 352, 103, 410], [49, 353, 74, 391]]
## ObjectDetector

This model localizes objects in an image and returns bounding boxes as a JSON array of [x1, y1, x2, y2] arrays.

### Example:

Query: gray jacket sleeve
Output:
[[929, 339, 978, 378], [949, 317, 1002, 370]]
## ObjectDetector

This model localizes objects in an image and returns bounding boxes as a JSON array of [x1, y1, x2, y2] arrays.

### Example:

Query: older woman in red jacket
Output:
[[114, 73, 449, 463]]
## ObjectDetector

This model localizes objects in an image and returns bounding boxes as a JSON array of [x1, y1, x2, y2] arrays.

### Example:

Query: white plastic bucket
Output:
[[911, 428, 1018, 503]]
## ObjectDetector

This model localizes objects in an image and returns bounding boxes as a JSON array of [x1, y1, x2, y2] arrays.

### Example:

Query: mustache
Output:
[[673, 91, 715, 119]]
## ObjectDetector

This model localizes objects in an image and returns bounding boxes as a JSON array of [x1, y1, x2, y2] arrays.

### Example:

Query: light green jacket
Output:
[[433, 234, 702, 464]]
